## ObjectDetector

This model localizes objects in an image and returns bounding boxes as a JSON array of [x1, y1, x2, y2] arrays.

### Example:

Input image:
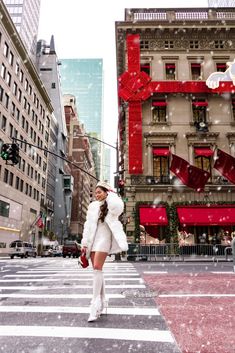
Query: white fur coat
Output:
[[81, 192, 128, 256]]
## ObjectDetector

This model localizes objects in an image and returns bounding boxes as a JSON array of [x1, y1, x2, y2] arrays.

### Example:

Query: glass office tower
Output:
[[3, 0, 41, 57], [60, 59, 103, 136]]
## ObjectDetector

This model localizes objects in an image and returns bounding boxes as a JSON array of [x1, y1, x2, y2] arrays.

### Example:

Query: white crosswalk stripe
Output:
[[0, 258, 180, 353]]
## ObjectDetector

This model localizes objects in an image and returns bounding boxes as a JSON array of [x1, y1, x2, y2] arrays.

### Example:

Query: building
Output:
[[0, 1, 53, 254], [59, 59, 105, 180], [2, 0, 41, 59], [116, 7, 235, 246], [63, 94, 96, 240], [208, 0, 235, 6], [36, 37, 73, 244]]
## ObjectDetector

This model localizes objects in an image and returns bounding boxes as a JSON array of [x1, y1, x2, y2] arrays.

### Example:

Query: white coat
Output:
[[81, 192, 128, 257]]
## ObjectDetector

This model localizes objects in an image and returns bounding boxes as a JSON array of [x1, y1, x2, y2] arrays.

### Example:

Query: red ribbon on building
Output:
[[170, 154, 211, 192], [214, 149, 235, 184]]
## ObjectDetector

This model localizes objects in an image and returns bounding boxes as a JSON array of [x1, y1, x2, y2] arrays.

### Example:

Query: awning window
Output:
[[191, 63, 201, 68], [192, 101, 208, 107], [153, 148, 170, 156], [177, 206, 235, 226], [152, 101, 167, 107], [194, 147, 214, 157], [139, 206, 168, 225], [165, 64, 175, 69]]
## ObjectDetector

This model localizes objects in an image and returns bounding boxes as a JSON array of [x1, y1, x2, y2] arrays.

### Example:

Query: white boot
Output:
[[88, 270, 103, 322], [100, 276, 108, 315]]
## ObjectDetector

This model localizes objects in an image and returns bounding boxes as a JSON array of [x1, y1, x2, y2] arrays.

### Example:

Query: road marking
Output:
[[159, 293, 235, 298], [16, 270, 137, 274], [0, 306, 159, 315], [0, 325, 174, 343], [0, 293, 124, 299], [0, 278, 143, 282], [0, 284, 146, 290], [210, 271, 235, 274], [4, 273, 140, 277], [143, 271, 168, 274]]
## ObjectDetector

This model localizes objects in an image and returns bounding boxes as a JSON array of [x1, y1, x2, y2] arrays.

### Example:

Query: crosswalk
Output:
[[0, 258, 181, 353]]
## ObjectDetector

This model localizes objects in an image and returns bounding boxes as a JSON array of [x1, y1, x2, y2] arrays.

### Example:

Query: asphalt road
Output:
[[0, 257, 234, 353]]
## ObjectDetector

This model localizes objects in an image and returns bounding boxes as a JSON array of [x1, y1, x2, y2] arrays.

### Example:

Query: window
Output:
[[232, 99, 235, 121], [216, 63, 226, 72], [152, 100, 167, 123], [0, 200, 10, 217], [192, 100, 208, 132], [19, 70, 24, 83], [13, 82, 17, 95], [9, 172, 13, 186], [1, 115, 7, 131], [3, 42, 9, 57], [0, 85, 3, 102], [190, 41, 199, 49], [140, 40, 149, 50], [194, 147, 212, 182], [51, 83, 56, 89], [15, 176, 20, 190], [9, 51, 14, 66], [165, 63, 175, 80], [6, 72, 11, 86], [153, 147, 170, 183], [17, 88, 22, 102], [4, 93, 9, 109], [1, 63, 6, 79], [214, 40, 224, 49], [140, 63, 150, 75], [15, 62, 19, 75], [165, 40, 174, 49], [191, 63, 201, 80], [4, 169, 9, 183]]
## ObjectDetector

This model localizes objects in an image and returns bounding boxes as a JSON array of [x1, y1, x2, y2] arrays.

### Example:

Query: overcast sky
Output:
[[38, 0, 208, 176]]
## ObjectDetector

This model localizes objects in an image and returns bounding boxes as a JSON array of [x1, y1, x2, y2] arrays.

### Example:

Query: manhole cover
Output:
[[121, 289, 159, 298]]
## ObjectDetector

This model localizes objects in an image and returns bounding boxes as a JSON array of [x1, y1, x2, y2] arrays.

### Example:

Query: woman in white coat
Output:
[[81, 181, 128, 322]]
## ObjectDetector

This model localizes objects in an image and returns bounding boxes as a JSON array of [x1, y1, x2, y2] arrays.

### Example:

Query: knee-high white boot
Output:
[[100, 276, 108, 315], [88, 269, 103, 322]]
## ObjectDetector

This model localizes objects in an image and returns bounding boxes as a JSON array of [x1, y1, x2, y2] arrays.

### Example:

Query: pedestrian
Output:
[[81, 181, 128, 322]]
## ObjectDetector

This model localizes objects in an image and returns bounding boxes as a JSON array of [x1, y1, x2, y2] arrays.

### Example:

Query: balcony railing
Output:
[[126, 8, 235, 22]]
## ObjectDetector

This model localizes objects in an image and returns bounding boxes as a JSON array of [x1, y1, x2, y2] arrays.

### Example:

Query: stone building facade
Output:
[[63, 94, 96, 240], [116, 7, 235, 245], [0, 1, 53, 254]]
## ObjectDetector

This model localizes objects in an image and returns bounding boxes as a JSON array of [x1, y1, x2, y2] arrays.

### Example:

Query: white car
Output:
[[9, 240, 37, 259]]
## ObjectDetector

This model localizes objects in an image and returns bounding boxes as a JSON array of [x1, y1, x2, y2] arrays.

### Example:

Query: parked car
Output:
[[9, 240, 37, 259], [62, 241, 81, 258], [51, 246, 63, 257]]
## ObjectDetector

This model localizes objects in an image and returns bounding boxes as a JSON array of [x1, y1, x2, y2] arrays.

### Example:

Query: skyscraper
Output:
[[60, 59, 103, 136], [208, 0, 235, 6], [3, 0, 41, 57]]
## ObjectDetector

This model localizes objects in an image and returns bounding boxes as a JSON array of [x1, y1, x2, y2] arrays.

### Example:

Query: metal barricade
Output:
[[126, 243, 231, 261]]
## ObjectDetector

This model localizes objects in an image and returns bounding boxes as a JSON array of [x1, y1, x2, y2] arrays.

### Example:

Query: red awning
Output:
[[166, 64, 175, 69], [192, 101, 208, 106], [139, 206, 168, 225], [191, 63, 201, 68], [194, 147, 214, 157], [177, 206, 235, 225], [153, 148, 170, 156], [216, 64, 226, 68], [152, 101, 167, 106]]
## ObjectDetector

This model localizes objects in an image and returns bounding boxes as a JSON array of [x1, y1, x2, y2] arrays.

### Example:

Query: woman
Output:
[[81, 181, 128, 322]]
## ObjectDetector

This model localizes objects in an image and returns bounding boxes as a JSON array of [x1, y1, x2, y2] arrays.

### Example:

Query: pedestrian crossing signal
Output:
[[0, 143, 20, 165]]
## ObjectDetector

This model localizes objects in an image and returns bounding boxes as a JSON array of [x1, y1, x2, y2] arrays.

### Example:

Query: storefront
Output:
[[138, 205, 168, 243], [176, 205, 235, 245]]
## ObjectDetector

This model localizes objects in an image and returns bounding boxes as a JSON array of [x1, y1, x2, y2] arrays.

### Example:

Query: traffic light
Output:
[[0, 143, 20, 165], [118, 179, 125, 197]]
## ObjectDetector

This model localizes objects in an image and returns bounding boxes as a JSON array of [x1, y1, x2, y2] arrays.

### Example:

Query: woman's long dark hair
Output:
[[97, 186, 108, 222]]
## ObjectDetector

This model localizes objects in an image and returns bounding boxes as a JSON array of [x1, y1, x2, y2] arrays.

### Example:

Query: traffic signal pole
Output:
[[3, 138, 99, 181]]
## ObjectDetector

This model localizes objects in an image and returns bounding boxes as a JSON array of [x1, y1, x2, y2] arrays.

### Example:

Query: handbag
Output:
[[78, 248, 89, 268]]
